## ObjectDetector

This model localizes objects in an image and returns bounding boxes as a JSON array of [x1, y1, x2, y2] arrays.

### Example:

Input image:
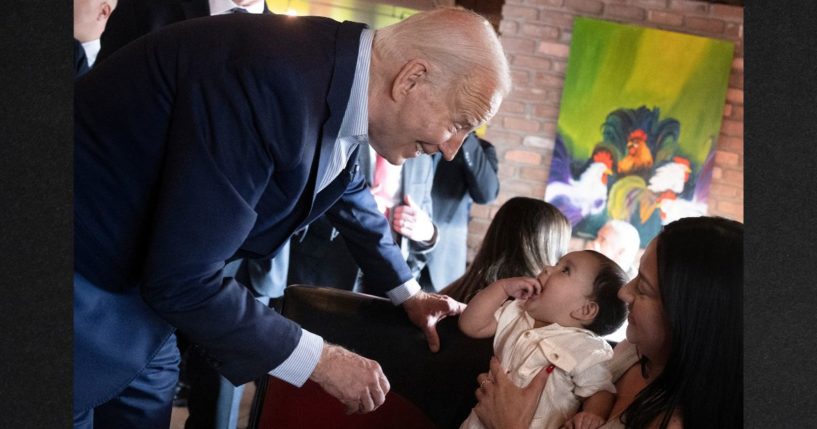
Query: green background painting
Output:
[[546, 18, 734, 246]]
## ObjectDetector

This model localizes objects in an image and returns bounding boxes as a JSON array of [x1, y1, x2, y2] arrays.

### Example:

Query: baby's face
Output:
[[524, 251, 599, 327]]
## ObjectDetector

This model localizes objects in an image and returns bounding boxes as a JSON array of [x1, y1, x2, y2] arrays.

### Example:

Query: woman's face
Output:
[[618, 239, 671, 363]]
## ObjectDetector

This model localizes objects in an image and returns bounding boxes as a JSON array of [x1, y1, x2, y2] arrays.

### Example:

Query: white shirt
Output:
[[208, 0, 264, 15], [461, 300, 616, 429], [81, 39, 101, 68], [267, 27, 420, 388]]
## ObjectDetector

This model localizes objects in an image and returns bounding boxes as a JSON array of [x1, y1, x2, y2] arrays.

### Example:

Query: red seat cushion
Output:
[[259, 378, 438, 429]]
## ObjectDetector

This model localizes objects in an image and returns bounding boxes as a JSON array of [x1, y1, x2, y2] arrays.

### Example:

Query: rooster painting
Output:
[[545, 135, 613, 226], [543, 17, 734, 248], [546, 106, 713, 247]]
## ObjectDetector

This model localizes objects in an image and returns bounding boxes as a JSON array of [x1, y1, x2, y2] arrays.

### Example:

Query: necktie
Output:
[[230, 7, 248, 13]]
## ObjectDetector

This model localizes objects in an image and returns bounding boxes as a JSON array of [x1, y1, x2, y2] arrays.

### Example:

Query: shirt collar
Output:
[[81, 39, 101, 68], [337, 28, 373, 142], [209, 0, 264, 15]]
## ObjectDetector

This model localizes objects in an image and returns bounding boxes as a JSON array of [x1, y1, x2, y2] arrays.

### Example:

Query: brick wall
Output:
[[467, 0, 744, 261]]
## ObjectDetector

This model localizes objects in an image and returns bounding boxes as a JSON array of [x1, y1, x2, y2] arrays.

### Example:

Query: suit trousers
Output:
[[73, 302, 180, 428]]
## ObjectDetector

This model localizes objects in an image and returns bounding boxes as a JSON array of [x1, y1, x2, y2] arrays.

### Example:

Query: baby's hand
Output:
[[496, 277, 541, 300], [561, 411, 606, 429]]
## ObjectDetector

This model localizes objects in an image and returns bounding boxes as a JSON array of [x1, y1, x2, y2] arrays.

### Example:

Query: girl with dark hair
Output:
[[471, 216, 743, 429], [442, 197, 571, 303]]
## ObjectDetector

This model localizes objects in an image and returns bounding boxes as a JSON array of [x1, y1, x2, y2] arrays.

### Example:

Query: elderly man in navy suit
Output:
[[73, 7, 511, 429]]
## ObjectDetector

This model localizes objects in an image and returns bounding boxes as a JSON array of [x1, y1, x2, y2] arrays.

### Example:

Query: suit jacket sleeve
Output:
[[324, 168, 415, 297], [458, 134, 500, 204]]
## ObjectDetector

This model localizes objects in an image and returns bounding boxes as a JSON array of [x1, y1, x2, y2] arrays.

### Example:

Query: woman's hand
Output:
[[473, 356, 552, 429]]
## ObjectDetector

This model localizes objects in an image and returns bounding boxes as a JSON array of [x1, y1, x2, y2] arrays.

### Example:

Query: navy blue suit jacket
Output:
[[74, 14, 412, 411]]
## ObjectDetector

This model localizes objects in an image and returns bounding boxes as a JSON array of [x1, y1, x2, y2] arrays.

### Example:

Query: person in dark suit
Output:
[[73, 0, 118, 77], [73, 7, 511, 429], [420, 132, 500, 291], [288, 143, 439, 292], [91, 2, 283, 428], [96, 0, 270, 65]]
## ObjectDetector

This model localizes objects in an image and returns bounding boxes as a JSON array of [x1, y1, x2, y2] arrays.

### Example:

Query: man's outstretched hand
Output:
[[309, 343, 391, 414], [402, 290, 467, 352]]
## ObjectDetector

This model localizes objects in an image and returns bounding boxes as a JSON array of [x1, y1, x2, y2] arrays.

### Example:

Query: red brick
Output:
[[468, 219, 491, 237], [722, 169, 744, 186], [605, 4, 646, 21], [709, 183, 740, 198], [725, 88, 743, 104], [717, 135, 743, 153], [565, 0, 604, 15], [470, 203, 492, 219], [729, 71, 744, 90], [638, 0, 669, 7], [542, 121, 557, 134], [722, 104, 732, 118], [716, 200, 743, 221], [499, 20, 519, 35], [725, 23, 742, 39], [506, 150, 543, 165], [511, 69, 530, 86], [503, 37, 537, 54], [510, 87, 556, 103], [720, 119, 743, 137], [504, 180, 547, 197], [534, 11, 575, 27], [714, 150, 739, 166], [534, 104, 560, 118], [503, 4, 539, 19], [559, 29, 572, 44], [647, 10, 684, 27], [521, 23, 560, 40], [485, 130, 524, 146], [685, 16, 726, 34], [529, 0, 564, 6], [711, 4, 743, 19], [498, 165, 517, 179], [732, 105, 743, 120], [712, 166, 723, 180], [521, 167, 549, 181], [533, 71, 564, 88], [513, 55, 553, 70], [504, 117, 541, 133], [552, 60, 568, 75], [500, 100, 527, 115], [732, 57, 743, 71], [537, 41, 571, 58], [524, 135, 555, 149], [668, 0, 709, 15]]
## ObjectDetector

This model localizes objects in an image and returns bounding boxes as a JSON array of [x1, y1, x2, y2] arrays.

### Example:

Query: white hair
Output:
[[374, 7, 512, 125]]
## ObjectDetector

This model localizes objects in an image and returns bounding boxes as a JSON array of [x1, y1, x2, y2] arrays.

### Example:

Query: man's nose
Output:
[[439, 131, 468, 161]]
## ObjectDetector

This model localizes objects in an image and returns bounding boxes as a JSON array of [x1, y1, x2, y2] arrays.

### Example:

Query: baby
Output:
[[459, 250, 628, 429]]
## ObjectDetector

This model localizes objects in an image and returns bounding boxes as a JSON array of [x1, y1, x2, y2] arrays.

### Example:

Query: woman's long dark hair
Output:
[[441, 197, 570, 303], [622, 216, 743, 428]]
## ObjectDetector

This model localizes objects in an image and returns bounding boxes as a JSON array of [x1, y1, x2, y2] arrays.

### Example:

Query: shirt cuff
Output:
[[267, 329, 324, 387], [385, 278, 421, 305]]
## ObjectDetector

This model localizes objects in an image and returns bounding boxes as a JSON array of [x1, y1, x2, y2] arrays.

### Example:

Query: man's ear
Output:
[[570, 301, 599, 323], [391, 59, 428, 101], [99, 2, 113, 20]]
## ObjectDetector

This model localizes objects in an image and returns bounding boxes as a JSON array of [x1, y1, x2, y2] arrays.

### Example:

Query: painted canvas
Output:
[[544, 18, 734, 247]]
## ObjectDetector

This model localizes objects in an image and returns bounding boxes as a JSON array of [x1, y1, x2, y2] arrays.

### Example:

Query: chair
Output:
[[248, 285, 493, 429]]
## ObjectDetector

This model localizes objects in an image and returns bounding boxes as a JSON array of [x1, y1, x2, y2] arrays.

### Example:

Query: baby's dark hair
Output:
[[582, 250, 628, 336]]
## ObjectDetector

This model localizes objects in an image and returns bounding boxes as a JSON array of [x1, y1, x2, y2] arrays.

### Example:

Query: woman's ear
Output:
[[390, 59, 428, 101], [570, 301, 599, 323]]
